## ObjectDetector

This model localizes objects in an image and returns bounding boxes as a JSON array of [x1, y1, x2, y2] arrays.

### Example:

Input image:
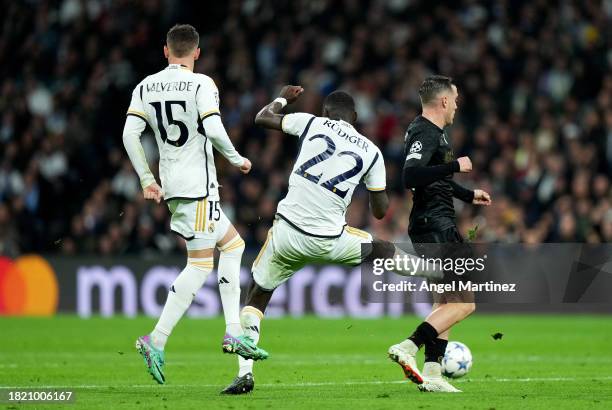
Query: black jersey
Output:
[[403, 115, 473, 234]]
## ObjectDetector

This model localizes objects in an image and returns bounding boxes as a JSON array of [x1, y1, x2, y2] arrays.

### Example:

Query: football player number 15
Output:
[[294, 134, 363, 199], [209, 201, 220, 221], [150, 100, 189, 147]]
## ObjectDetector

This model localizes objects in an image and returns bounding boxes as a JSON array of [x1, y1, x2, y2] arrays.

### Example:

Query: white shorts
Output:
[[167, 198, 231, 249], [252, 217, 372, 290]]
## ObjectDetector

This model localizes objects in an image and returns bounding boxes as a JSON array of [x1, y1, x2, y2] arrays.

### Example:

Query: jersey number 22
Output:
[[294, 134, 363, 199]]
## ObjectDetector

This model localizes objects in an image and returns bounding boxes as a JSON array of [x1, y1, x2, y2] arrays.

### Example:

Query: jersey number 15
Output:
[[150, 100, 188, 147]]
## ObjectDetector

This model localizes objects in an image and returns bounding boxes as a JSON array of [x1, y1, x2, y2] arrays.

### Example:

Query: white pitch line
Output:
[[3, 375, 612, 390], [4, 352, 612, 365]]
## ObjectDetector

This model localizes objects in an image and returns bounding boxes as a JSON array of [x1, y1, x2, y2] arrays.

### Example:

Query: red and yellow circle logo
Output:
[[0, 255, 58, 316]]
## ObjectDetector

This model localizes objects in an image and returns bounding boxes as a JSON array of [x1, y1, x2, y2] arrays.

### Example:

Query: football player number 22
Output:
[[294, 134, 363, 199]]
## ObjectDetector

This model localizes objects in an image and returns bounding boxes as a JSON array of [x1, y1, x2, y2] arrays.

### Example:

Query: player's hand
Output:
[[473, 189, 491, 206], [457, 156, 472, 173], [279, 85, 304, 104], [239, 158, 252, 174], [143, 182, 163, 204]]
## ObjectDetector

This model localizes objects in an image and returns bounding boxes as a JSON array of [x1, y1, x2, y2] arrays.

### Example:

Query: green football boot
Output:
[[135, 335, 166, 384]]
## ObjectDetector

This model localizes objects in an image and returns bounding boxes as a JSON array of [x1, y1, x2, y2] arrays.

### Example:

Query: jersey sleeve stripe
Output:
[[200, 109, 221, 120], [367, 187, 386, 191], [297, 115, 316, 144], [127, 113, 147, 122], [364, 152, 380, 175], [127, 110, 148, 121]]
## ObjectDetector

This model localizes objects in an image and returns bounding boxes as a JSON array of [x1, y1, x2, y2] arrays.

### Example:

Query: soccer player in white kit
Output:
[[222, 86, 440, 392], [121, 24, 267, 388]]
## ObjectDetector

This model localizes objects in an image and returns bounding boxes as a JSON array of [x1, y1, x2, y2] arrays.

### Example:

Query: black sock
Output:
[[425, 338, 448, 363], [408, 322, 438, 349]]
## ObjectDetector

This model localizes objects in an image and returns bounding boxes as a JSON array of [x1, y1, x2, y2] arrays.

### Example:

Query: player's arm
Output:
[[197, 78, 251, 174], [254, 85, 304, 130], [403, 133, 472, 188], [449, 180, 475, 203], [203, 115, 251, 174], [123, 87, 162, 203], [369, 191, 389, 219], [449, 173, 491, 205], [364, 151, 388, 219]]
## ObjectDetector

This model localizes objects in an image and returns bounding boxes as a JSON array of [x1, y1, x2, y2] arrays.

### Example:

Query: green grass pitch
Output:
[[1, 315, 611, 409]]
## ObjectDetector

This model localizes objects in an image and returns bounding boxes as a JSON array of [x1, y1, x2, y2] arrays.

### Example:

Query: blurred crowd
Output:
[[1, 0, 611, 256]]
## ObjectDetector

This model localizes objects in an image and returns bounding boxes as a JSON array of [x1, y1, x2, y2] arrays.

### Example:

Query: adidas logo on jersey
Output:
[[218, 277, 230, 284]]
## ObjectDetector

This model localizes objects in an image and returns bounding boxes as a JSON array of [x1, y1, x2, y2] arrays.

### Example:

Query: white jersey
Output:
[[276, 113, 386, 237], [126, 64, 234, 200]]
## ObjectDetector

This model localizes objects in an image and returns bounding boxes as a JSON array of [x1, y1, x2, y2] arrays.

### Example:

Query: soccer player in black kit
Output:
[[388, 76, 491, 392]]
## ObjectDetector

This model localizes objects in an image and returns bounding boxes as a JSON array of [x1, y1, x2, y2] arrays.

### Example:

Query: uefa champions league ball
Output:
[[442, 341, 473, 378]]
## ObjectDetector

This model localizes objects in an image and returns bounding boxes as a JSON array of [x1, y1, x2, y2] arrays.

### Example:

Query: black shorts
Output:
[[409, 225, 464, 244], [409, 225, 474, 303]]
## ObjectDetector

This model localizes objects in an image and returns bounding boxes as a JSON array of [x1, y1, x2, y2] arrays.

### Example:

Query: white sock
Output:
[[217, 236, 245, 337], [399, 338, 419, 355], [238, 306, 263, 376], [422, 361, 442, 377], [151, 257, 213, 350]]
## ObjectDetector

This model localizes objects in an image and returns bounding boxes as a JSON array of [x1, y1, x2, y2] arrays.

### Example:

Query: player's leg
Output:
[[223, 220, 305, 393], [417, 227, 475, 363], [216, 223, 245, 339], [404, 227, 474, 392], [221, 279, 273, 395], [416, 299, 456, 392], [214, 216, 262, 395], [135, 199, 215, 384], [319, 226, 425, 383], [423, 303, 449, 366], [224, 222, 295, 360], [418, 299, 472, 392], [239, 225, 289, 355], [153, 244, 215, 345], [136, 243, 214, 384], [384, 230, 446, 386], [240, 219, 306, 352], [213, 216, 256, 394], [423, 299, 475, 336], [223, 228, 275, 371]]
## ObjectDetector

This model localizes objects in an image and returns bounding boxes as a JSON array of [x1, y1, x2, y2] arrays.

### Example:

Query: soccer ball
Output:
[[441, 341, 473, 378]]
